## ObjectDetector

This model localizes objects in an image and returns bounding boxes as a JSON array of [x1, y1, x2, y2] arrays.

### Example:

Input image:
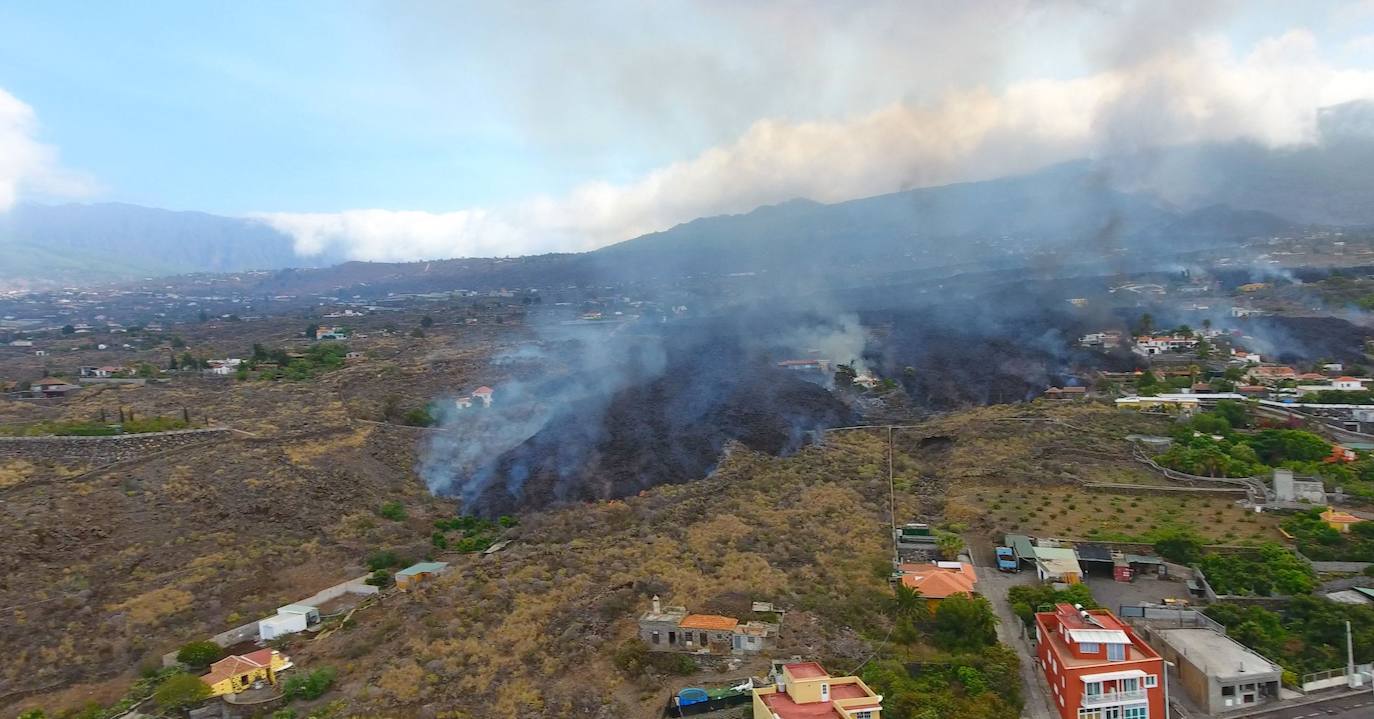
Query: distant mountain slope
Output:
[[10, 127, 1374, 290], [0, 203, 336, 286], [584, 162, 1288, 282]]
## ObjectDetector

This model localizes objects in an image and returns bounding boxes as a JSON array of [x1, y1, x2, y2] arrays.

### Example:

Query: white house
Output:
[[472, 386, 494, 407], [258, 603, 320, 640], [8, 339, 33, 347], [1231, 349, 1262, 365], [205, 359, 242, 376], [1133, 334, 1198, 356], [1333, 377, 1365, 391]]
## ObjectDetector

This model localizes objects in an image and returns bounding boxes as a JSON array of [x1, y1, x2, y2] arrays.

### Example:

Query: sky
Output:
[[2, 1, 1374, 261]]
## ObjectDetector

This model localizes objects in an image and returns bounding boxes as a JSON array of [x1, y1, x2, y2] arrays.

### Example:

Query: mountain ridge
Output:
[[5, 135, 1372, 289]]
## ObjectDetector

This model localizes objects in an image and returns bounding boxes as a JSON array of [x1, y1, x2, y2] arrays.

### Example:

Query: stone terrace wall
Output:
[[0, 427, 232, 466]]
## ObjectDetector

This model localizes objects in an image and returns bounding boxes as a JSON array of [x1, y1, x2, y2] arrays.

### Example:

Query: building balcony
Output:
[[1082, 689, 1147, 706]]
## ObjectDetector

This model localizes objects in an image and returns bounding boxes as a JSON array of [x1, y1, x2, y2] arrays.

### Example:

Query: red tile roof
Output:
[[201, 649, 277, 687], [897, 562, 978, 599], [678, 614, 739, 631]]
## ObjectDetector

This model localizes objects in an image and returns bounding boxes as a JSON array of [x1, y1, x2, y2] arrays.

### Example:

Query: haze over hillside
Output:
[[6, 135, 1372, 291], [0, 203, 335, 288]]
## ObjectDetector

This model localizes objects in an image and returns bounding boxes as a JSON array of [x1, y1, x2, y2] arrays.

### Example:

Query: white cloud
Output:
[[0, 88, 94, 211], [260, 24, 1374, 263]]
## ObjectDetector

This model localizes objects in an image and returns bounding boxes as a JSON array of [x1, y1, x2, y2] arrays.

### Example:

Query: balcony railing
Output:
[[1082, 689, 1147, 705]]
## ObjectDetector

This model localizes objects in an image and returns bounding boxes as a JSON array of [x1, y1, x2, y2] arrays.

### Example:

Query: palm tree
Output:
[[894, 583, 924, 617]]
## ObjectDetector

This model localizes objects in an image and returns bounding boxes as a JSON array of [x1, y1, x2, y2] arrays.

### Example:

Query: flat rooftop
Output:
[[785, 662, 829, 679], [1156, 628, 1282, 679]]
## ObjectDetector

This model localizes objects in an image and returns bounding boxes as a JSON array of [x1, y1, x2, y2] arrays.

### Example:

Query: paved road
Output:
[[1248, 692, 1374, 718], [974, 560, 1055, 719]]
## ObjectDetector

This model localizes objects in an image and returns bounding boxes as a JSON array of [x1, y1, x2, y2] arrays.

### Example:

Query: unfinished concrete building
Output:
[[1151, 628, 1283, 714]]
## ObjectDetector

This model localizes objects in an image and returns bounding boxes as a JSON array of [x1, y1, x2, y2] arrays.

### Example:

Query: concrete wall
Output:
[[0, 427, 231, 467]]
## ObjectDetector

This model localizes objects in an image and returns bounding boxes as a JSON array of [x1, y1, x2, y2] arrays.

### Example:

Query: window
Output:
[[651, 631, 660, 644], [853, 712, 873, 719], [1221, 686, 1235, 697], [1078, 710, 1102, 719], [820, 683, 829, 702], [1123, 706, 1147, 719], [1084, 682, 1102, 697], [1079, 642, 1100, 654], [1143, 675, 1157, 688], [668, 631, 676, 644], [1107, 643, 1126, 661], [1120, 677, 1139, 693], [699, 632, 707, 645]]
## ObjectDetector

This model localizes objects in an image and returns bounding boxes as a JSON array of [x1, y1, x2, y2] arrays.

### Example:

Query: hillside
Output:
[[17, 132, 1374, 291], [0, 203, 338, 287], [4, 398, 1187, 718]]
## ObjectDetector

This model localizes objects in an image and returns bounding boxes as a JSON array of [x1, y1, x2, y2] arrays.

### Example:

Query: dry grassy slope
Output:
[[282, 432, 897, 719], [6, 400, 1230, 718], [0, 423, 453, 712], [268, 404, 1174, 718]]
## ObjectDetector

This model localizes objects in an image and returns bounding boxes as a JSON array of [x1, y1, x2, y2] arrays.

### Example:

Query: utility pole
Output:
[[1348, 620, 1356, 687], [888, 426, 898, 566]]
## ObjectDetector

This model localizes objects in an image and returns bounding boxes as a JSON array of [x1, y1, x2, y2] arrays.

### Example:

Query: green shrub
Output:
[[175, 640, 223, 667], [365, 550, 401, 571], [378, 501, 407, 521], [154, 673, 210, 710], [282, 667, 336, 701]]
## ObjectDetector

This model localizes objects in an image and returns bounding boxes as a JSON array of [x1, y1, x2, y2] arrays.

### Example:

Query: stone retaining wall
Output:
[[0, 427, 232, 466]]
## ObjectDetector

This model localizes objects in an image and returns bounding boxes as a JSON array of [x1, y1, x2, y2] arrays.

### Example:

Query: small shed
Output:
[[395, 561, 450, 590], [1005, 534, 1037, 566], [1033, 546, 1082, 584], [258, 603, 320, 640]]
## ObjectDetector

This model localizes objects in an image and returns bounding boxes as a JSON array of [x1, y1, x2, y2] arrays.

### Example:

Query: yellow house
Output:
[[752, 661, 882, 719], [1321, 508, 1364, 534], [200, 649, 290, 696]]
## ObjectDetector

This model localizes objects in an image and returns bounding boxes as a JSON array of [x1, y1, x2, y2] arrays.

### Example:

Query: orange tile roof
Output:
[[1321, 508, 1364, 525], [901, 570, 977, 598], [678, 614, 738, 631], [201, 649, 277, 686]]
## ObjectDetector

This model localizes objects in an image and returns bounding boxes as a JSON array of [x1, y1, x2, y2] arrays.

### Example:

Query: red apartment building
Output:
[[1035, 604, 1166, 719]]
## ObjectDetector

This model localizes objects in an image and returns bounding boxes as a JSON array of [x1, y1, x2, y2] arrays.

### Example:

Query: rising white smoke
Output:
[[256, 23, 1374, 262]]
